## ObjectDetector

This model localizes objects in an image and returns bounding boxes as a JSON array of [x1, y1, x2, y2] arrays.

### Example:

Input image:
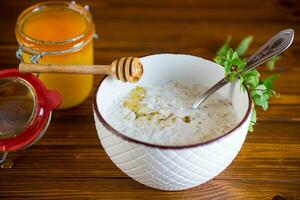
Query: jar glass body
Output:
[[15, 1, 95, 109]]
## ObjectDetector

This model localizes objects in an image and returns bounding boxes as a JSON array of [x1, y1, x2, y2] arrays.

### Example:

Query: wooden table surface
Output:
[[0, 0, 300, 199]]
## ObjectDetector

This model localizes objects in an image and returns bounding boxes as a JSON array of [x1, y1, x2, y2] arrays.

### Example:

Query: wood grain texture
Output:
[[0, 0, 300, 199]]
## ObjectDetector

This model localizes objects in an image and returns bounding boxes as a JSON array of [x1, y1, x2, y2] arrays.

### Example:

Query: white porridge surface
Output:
[[106, 81, 238, 146]]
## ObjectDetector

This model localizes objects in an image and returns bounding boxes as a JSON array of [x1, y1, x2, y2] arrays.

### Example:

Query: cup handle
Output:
[[46, 90, 62, 110]]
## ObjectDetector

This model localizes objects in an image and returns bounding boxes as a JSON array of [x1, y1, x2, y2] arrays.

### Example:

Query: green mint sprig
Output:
[[267, 55, 281, 70], [214, 36, 280, 131]]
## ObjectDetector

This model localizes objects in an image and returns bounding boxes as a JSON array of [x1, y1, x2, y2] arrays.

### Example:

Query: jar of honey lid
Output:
[[15, 1, 96, 109], [0, 69, 61, 167]]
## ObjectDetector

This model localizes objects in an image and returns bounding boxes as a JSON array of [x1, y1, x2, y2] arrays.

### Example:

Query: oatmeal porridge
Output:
[[106, 81, 238, 145]]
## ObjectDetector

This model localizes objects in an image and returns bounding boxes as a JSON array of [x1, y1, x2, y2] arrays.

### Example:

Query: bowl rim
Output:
[[93, 53, 252, 149]]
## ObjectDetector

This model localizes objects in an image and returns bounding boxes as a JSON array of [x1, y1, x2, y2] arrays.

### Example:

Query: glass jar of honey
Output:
[[15, 1, 96, 109]]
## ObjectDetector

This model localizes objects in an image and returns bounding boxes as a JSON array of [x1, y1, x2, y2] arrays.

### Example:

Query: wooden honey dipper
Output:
[[19, 57, 144, 83]]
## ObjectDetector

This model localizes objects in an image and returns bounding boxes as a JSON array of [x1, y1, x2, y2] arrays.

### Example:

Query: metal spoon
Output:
[[192, 28, 294, 110]]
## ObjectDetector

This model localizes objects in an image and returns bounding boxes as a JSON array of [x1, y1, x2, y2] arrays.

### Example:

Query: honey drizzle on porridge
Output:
[[123, 87, 191, 127]]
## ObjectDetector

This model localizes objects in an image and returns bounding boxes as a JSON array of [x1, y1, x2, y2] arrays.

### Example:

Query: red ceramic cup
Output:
[[0, 69, 61, 163]]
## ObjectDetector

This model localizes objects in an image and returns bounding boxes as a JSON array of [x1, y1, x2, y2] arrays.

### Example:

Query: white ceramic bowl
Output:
[[93, 54, 252, 191]]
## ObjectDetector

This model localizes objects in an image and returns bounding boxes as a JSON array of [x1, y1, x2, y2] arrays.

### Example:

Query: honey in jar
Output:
[[15, 1, 95, 109]]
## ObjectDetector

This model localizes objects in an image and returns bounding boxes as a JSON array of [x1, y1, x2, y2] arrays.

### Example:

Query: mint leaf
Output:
[[256, 84, 267, 91], [242, 70, 260, 89], [236, 35, 253, 56], [226, 48, 234, 59], [263, 74, 279, 90], [253, 94, 262, 106], [260, 95, 268, 111], [244, 69, 260, 78], [267, 56, 281, 70], [248, 122, 254, 132], [217, 36, 232, 57], [224, 61, 232, 76], [214, 56, 225, 65], [229, 73, 236, 81], [232, 58, 246, 70], [232, 51, 239, 59], [248, 107, 257, 132], [251, 89, 263, 96]]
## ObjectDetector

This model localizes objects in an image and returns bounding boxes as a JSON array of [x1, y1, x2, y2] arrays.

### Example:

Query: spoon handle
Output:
[[191, 76, 229, 109], [192, 29, 294, 110], [245, 29, 294, 72]]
